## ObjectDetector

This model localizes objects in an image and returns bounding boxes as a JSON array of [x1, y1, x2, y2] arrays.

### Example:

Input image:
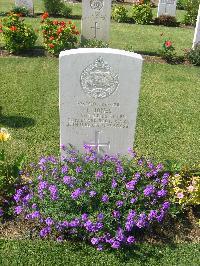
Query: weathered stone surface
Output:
[[157, 0, 176, 17], [81, 0, 112, 42]]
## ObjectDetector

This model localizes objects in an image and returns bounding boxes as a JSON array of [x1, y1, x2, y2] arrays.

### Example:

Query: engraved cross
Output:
[[86, 131, 110, 155], [91, 22, 100, 39]]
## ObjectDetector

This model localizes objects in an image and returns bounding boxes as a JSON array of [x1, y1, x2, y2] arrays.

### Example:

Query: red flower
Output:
[[10, 26, 17, 31], [71, 25, 76, 30], [59, 21, 66, 27], [49, 36, 54, 41], [41, 12, 49, 20], [48, 43, 54, 48], [75, 30, 80, 35], [57, 27, 63, 35], [53, 20, 59, 25], [68, 20, 72, 24], [165, 40, 172, 48]]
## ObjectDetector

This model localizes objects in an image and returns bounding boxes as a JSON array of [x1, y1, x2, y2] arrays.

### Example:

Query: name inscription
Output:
[[66, 101, 129, 129]]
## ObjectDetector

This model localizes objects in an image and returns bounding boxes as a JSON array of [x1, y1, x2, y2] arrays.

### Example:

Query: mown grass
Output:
[[0, 240, 200, 266], [0, 1, 194, 55], [0, 57, 200, 166]]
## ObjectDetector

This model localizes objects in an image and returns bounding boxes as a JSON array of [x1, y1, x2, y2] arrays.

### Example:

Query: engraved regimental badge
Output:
[[80, 57, 119, 99], [90, 0, 104, 10]]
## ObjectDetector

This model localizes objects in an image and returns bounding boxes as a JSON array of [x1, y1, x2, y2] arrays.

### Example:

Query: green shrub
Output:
[[60, 4, 72, 18], [10, 6, 30, 17], [130, 4, 153, 25], [176, 0, 187, 10], [80, 39, 109, 48], [41, 13, 79, 55], [187, 44, 200, 66], [169, 173, 200, 207], [112, 5, 128, 23], [154, 15, 179, 27], [43, 0, 72, 16], [0, 128, 24, 219], [183, 0, 200, 26], [0, 13, 37, 53], [160, 39, 184, 64], [13, 146, 171, 250]]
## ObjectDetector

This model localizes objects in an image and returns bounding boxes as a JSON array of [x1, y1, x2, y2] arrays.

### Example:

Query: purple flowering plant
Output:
[[14, 145, 171, 250]]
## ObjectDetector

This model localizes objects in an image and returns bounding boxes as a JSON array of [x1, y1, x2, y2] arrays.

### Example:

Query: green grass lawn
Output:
[[0, 1, 194, 55], [0, 240, 200, 266], [1, 57, 200, 166]]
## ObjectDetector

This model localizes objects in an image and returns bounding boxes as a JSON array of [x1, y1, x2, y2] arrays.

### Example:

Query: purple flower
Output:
[[60, 144, 66, 151], [32, 203, 37, 209], [101, 194, 109, 203], [97, 213, 104, 221], [135, 172, 141, 179], [157, 211, 165, 222], [125, 221, 134, 231], [63, 176, 72, 185], [39, 226, 51, 238], [89, 190, 96, 197], [112, 210, 120, 219], [85, 182, 91, 187], [57, 236, 63, 242], [143, 185, 155, 197], [156, 163, 163, 170], [128, 147, 137, 157], [91, 237, 99, 245], [71, 188, 84, 200], [111, 179, 117, 189], [130, 197, 137, 204], [127, 236, 135, 244], [148, 210, 158, 221], [127, 210, 136, 220], [136, 213, 147, 228], [96, 171, 103, 180], [38, 181, 48, 190], [69, 218, 80, 227], [157, 189, 167, 198], [76, 166, 82, 173], [45, 217, 54, 226], [162, 201, 170, 210], [126, 180, 136, 191], [61, 165, 68, 174], [111, 241, 120, 249], [0, 208, 4, 217], [61, 221, 69, 228], [97, 244, 103, 251], [116, 227, 125, 242], [31, 211, 40, 219], [81, 213, 88, 221], [116, 200, 124, 208], [49, 185, 58, 201], [116, 165, 124, 175], [14, 206, 23, 215]]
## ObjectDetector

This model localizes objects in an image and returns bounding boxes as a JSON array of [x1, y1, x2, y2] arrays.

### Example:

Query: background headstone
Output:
[[15, 0, 34, 15], [193, 5, 200, 48], [59, 48, 143, 156], [81, 0, 112, 42], [157, 0, 176, 17]]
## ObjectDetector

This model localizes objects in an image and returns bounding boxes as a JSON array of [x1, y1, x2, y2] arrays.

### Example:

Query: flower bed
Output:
[[13, 145, 172, 250]]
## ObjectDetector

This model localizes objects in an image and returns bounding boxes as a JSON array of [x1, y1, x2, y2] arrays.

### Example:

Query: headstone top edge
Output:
[[59, 48, 143, 61]]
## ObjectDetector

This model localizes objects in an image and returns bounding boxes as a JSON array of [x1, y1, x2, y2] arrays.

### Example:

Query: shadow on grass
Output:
[[0, 107, 35, 128], [67, 241, 178, 265]]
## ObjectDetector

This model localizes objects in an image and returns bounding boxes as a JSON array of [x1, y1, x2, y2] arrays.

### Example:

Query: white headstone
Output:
[[157, 0, 176, 17], [193, 5, 200, 48], [15, 0, 34, 15], [81, 0, 112, 42], [59, 48, 143, 156]]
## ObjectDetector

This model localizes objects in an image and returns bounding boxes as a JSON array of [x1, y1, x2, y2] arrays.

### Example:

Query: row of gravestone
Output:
[[14, 0, 200, 47]]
